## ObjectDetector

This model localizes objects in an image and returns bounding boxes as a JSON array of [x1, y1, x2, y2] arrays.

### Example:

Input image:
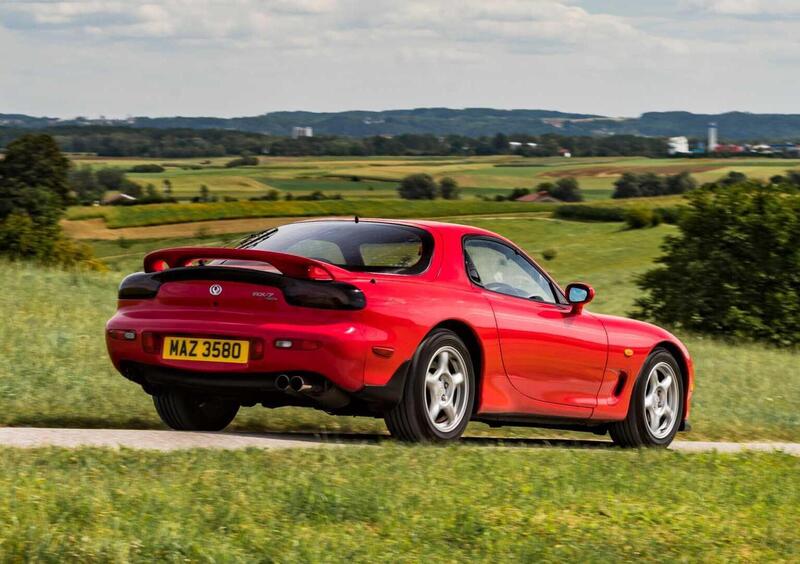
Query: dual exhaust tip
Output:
[[275, 374, 315, 394]]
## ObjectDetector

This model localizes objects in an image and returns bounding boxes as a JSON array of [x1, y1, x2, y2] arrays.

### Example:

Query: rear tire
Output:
[[384, 329, 475, 443], [610, 348, 684, 448], [153, 390, 239, 432]]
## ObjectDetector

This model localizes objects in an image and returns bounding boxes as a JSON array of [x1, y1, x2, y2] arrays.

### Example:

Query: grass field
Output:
[[71, 154, 800, 203], [3, 216, 798, 441], [64, 195, 685, 232], [1, 447, 798, 561], [66, 199, 557, 229]]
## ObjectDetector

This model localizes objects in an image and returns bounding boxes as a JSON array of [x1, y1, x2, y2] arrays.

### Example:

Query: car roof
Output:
[[295, 217, 500, 239]]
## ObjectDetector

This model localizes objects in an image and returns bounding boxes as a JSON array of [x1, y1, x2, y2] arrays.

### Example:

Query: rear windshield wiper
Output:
[[237, 228, 278, 249]]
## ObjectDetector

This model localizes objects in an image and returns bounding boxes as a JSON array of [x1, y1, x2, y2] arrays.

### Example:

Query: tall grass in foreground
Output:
[[0, 447, 798, 561]]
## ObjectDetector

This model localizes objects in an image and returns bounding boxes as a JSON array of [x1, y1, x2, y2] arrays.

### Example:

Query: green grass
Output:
[[0, 447, 798, 562], [260, 177, 398, 194], [66, 199, 556, 229], [3, 216, 799, 441]]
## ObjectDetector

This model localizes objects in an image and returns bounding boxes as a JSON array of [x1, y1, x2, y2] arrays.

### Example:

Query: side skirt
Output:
[[475, 414, 609, 435]]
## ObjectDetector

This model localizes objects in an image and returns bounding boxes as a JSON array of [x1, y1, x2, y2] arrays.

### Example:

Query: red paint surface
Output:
[[107, 219, 694, 424]]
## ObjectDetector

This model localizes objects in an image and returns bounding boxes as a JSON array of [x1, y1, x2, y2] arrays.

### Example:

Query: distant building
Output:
[[708, 122, 719, 152], [516, 191, 562, 203], [769, 142, 800, 156], [667, 136, 690, 155], [101, 193, 137, 206], [713, 143, 745, 154], [291, 126, 313, 138]]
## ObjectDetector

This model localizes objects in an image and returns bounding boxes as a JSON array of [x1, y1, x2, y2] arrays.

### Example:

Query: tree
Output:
[[638, 172, 667, 197], [225, 156, 259, 168], [439, 177, 460, 200], [548, 177, 583, 202], [0, 134, 70, 208], [719, 171, 747, 186], [491, 133, 509, 153], [96, 167, 126, 191], [398, 174, 438, 200], [508, 187, 532, 201], [784, 170, 800, 187], [200, 184, 211, 202], [634, 181, 800, 345], [612, 173, 642, 199], [69, 165, 104, 204], [163, 179, 173, 196], [665, 171, 697, 195]]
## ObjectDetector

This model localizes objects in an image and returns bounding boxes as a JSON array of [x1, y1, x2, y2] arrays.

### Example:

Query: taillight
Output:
[[108, 329, 137, 341], [250, 339, 265, 360], [142, 332, 158, 353], [118, 272, 160, 299], [151, 259, 169, 272], [273, 338, 320, 350], [282, 280, 366, 310], [306, 265, 333, 281]]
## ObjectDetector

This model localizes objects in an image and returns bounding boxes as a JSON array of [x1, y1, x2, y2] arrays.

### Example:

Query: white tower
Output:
[[708, 122, 719, 153]]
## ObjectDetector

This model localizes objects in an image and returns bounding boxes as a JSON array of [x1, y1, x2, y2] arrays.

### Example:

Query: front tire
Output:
[[610, 348, 684, 448], [385, 329, 475, 442], [153, 390, 239, 432]]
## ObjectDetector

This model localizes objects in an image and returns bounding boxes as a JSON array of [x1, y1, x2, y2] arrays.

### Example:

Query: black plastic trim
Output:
[[117, 266, 366, 310], [476, 413, 608, 434], [352, 360, 410, 409]]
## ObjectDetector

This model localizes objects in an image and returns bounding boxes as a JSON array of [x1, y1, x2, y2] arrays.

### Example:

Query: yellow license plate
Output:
[[162, 337, 250, 364]]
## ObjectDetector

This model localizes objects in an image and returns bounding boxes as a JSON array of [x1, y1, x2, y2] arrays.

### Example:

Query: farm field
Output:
[[3, 215, 798, 441], [71, 154, 800, 202], [65, 199, 557, 229], [1, 446, 797, 561], [63, 195, 686, 235]]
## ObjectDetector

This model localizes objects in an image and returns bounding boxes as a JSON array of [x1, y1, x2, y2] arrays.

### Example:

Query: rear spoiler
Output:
[[143, 247, 352, 281]]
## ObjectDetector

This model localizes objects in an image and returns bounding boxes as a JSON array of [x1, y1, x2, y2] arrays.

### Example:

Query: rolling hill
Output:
[[4, 108, 800, 141]]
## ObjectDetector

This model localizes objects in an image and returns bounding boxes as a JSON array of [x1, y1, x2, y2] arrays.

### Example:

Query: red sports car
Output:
[[106, 219, 693, 447]]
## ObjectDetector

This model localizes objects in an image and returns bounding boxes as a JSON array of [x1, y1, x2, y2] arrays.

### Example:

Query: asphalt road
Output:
[[1, 427, 798, 455]]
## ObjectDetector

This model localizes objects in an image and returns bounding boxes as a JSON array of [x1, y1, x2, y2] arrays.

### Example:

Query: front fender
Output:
[[591, 314, 693, 422]]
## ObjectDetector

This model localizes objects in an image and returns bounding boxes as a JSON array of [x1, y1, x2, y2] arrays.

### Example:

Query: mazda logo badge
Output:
[[209, 284, 223, 296]]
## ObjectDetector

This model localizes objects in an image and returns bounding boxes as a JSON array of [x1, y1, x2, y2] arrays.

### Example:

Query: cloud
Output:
[[1, 0, 799, 117], [684, 0, 800, 16], [0, 0, 684, 56]]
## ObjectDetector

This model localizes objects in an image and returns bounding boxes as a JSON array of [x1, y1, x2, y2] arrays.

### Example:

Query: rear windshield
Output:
[[240, 221, 433, 274]]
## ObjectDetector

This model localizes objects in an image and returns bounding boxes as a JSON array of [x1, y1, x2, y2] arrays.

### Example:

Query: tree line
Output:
[[612, 171, 697, 199], [0, 126, 669, 158]]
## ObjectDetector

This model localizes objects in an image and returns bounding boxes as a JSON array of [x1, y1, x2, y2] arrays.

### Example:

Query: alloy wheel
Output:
[[423, 345, 470, 433]]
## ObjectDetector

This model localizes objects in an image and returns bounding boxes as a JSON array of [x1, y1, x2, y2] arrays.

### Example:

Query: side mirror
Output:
[[566, 283, 595, 314]]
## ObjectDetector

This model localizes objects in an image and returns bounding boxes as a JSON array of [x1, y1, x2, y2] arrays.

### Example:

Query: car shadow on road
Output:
[[221, 430, 617, 450]]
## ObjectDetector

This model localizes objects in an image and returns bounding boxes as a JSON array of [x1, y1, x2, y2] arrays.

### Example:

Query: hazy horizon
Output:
[[1, 1, 798, 118], [4, 106, 799, 122]]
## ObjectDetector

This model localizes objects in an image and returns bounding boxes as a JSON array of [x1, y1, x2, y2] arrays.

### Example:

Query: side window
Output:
[[465, 239, 557, 303]]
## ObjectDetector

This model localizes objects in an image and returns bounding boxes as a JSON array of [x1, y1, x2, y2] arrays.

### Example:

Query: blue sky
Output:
[[0, 1, 798, 118]]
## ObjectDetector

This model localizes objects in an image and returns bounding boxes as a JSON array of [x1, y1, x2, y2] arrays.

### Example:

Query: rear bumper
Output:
[[106, 311, 369, 392], [119, 361, 409, 415]]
